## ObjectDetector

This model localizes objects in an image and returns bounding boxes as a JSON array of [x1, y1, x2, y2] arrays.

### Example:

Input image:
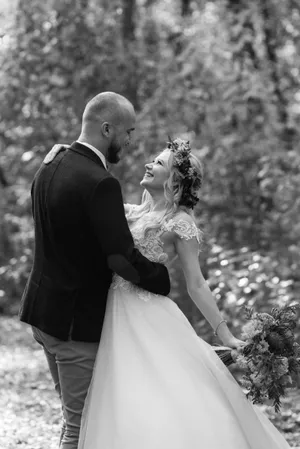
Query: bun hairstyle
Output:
[[166, 137, 203, 210]]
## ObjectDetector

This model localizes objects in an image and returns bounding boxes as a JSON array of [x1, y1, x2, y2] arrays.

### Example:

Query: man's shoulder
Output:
[[63, 149, 110, 182], [35, 149, 113, 195]]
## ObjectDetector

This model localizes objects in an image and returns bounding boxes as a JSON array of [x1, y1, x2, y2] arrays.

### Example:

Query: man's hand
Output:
[[43, 144, 70, 164]]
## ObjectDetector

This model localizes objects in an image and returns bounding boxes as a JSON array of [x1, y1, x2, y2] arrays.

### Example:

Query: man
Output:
[[19, 92, 170, 449]]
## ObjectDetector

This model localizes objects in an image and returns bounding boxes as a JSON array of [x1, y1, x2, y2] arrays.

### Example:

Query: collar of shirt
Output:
[[76, 141, 107, 170]]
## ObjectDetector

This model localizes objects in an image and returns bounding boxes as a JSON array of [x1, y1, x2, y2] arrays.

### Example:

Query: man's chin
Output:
[[108, 158, 119, 165], [107, 146, 123, 164], [107, 153, 121, 164]]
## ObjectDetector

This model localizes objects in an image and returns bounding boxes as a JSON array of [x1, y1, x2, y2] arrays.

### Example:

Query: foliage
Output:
[[0, 0, 300, 348]]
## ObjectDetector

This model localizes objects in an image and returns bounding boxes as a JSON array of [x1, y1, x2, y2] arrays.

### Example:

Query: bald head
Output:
[[82, 92, 135, 129], [78, 92, 136, 164]]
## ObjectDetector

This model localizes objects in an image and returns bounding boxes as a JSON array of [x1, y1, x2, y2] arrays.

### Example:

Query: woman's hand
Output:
[[43, 144, 70, 164], [222, 336, 246, 351]]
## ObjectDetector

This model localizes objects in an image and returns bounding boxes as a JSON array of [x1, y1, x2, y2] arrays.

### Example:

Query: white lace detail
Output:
[[111, 213, 168, 301], [162, 219, 202, 244], [125, 203, 139, 219], [111, 213, 201, 300], [111, 275, 160, 302]]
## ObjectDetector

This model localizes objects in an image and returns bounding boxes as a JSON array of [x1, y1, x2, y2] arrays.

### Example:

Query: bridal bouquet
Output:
[[214, 304, 300, 412]]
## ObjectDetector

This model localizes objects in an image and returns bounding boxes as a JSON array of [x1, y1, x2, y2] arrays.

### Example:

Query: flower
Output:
[[241, 319, 263, 339], [250, 373, 265, 387], [167, 137, 202, 209], [256, 339, 269, 353], [214, 303, 300, 412], [235, 354, 248, 369], [256, 312, 276, 325], [273, 357, 289, 377]]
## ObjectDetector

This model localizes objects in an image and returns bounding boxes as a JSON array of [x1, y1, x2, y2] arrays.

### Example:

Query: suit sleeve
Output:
[[88, 176, 170, 296]]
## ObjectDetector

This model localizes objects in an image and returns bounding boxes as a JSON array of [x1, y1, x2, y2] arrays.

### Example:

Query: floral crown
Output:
[[167, 137, 202, 209]]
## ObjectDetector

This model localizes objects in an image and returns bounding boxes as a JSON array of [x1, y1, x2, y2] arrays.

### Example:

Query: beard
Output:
[[107, 138, 122, 164]]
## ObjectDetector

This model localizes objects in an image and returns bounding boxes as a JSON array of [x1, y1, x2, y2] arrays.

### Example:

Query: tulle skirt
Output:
[[78, 286, 291, 449]]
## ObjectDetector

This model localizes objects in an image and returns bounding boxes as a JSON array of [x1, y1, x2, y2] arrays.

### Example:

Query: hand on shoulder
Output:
[[43, 144, 70, 164]]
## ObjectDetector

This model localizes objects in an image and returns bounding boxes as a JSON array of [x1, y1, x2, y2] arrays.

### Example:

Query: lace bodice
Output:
[[111, 205, 202, 300]]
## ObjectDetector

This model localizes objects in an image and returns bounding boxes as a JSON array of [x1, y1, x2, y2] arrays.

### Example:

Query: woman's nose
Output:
[[145, 162, 152, 170]]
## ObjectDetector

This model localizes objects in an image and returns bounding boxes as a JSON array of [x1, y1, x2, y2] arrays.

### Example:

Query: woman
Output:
[[78, 138, 291, 448]]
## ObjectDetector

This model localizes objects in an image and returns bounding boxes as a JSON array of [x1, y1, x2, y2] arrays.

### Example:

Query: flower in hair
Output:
[[167, 137, 202, 209]]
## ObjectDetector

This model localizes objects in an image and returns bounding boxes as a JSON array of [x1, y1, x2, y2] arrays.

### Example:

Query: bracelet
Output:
[[214, 319, 228, 337]]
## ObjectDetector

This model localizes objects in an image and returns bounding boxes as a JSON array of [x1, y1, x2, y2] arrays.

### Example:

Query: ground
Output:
[[1, 316, 300, 448]]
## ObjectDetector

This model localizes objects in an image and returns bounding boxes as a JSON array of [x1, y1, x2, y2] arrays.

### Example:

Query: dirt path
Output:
[[1, 317, 299, 448]]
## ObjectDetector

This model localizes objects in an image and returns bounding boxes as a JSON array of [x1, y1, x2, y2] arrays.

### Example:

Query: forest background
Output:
[[0, 0, 300, 447]]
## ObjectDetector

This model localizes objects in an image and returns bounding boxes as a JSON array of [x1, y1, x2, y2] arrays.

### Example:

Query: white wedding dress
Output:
[[78, 208, 291, 449]]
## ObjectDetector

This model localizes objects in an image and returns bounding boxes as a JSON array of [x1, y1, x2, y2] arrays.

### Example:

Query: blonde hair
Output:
[[128, 148, 203, 236]]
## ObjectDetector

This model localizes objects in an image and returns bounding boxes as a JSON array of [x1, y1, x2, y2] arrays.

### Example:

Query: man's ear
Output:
[[101, 122, 111, 138]]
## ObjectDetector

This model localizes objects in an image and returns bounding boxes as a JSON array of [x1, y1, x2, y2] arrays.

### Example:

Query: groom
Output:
[[19, 92, 170, 449]]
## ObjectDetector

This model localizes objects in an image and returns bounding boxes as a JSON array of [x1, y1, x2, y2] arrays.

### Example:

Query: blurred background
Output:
[[1, 0, 300, 343], [1, 2, 300, 446]]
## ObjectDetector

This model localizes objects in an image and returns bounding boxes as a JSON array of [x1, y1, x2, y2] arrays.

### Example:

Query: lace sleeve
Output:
[[163, 218, 203, 245]]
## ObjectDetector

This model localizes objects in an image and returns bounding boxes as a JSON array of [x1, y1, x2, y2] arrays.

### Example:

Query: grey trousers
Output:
[[32, 327, 99, 449]]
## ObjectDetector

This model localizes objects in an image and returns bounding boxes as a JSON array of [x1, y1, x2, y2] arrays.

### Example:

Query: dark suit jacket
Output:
[[19, 142, 170, 342]]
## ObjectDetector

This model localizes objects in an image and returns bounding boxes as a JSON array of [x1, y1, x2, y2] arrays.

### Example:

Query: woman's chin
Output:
[[140, 178, 150, 188]]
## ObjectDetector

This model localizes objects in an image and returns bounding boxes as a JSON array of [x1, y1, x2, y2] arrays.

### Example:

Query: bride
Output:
[[78, 138, 291, 448]]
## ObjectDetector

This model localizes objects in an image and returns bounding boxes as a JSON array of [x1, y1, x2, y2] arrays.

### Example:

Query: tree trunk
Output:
[[0, 166, 8, 187], [260, 0, 288, 127], [122, 0, 139, 108], [79, 0, 89, 8], [181, 0, 192, 16], [226, 0, 260, 70], [122, 0, 136, 43]]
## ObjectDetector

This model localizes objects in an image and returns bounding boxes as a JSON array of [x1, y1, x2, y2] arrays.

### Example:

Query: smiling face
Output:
[[140, 149, 171, 191]]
